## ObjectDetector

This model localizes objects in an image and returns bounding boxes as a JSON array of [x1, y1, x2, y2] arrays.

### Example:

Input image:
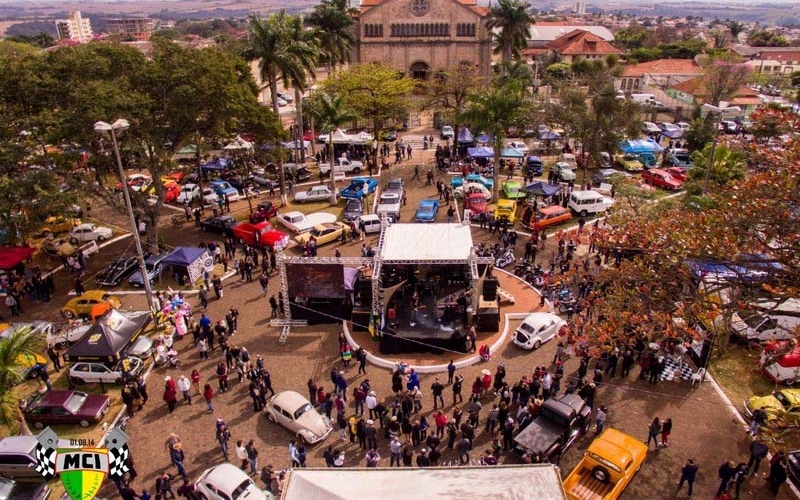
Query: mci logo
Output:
[[34, 427, 131, 500]]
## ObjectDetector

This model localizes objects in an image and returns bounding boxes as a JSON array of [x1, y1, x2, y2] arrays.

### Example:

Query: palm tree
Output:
[[246, 11, 318, 204], [307, 92, 357, 205], [486, 0, 533, 64], [459, 81, 527, 202], [0, 328, 42, 435], [284, 15, 320, 163], [306, 0, 356, 73], [727, 20, 745, 41]]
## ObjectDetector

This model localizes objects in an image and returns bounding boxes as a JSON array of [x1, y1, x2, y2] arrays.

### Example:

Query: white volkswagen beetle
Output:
[[264, 390, 332, 445], [512, 312, 567, 350]]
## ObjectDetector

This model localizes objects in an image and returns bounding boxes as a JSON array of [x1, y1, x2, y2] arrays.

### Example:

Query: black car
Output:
[[199, 215, 239, 236], [343, 198, 364, 222], [222, 174, 248, 191], [788, 450, 800, 487], [0, 477, 50, 500], [291, 166, 313, 183], [96, 253, 150, 286]]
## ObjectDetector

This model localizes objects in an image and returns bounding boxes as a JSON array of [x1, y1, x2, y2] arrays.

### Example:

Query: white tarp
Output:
[[223, 135, 254, 151], [280, 466, 566, 500], [380, 223, 473, 262]]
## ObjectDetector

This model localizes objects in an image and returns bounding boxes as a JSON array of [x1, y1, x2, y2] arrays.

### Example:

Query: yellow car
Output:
[[61, 290, 122, 319], [613, 153, 644, 172], [744, 389, 800, 426], [294, 222, 351, 247], [494, 199, 517, 223], [18, 352, 49, 380], [38, 216, 80, 237]]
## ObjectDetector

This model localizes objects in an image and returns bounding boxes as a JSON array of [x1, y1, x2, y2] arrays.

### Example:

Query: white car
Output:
[[658, 122, 680, 133], [294, 186, 336, 203], [67, 357, 144, 385], [0, 321, 89, 350], [676, 122, 691, 131], [507, 141, 529, 154], [177, 183, 201, 204], [642, 121, 661, 135], [512, 312, 567, 350], [202, 188, 219, 206], [69, 224, 112, 244], [276, 91, 293, 103], [195, 463, 271, 500], [440, 125, 455, 140], [730, 312, 800, 343], [264, 390, 333, 445], [453, 182, 491, 201], [276, 211, 312, 234]]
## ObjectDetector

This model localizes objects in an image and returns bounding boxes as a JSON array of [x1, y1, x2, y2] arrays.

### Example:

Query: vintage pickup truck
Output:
[[513, 393, 591, 463], [563, 428, 648, 500]]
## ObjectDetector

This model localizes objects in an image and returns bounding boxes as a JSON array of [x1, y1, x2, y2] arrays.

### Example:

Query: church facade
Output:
[[354, 0, 492, 78]]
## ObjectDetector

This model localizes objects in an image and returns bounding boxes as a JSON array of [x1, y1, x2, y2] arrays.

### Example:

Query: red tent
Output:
[[0, 247, 34, 270]]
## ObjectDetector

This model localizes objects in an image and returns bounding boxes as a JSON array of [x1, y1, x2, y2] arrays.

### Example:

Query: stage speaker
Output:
[[483, 278, 498, 301], [358, 279, 372, 302], [350, 309, 371, 332], [475, 310, 500, 332]]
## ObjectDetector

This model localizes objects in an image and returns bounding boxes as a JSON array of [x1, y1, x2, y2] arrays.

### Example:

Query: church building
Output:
[[354, 0, 492, 79]]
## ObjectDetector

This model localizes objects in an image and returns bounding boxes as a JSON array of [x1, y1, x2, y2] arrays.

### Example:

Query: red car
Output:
[[464, 192, 489, 220], [663, 167, 688, 182], [163, 181, 180, 203], [642, 168, 683, 190], [249, 201, 280, 223], [23, 390, 111, 429], [164, 171, 186, 183], [232, 221, 289, 250]]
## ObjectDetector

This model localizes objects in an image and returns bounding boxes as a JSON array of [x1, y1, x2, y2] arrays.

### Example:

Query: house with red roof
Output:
[[545, 29, 622, 64], [617, 59, 703, 94], [667, 77, 762, 116]]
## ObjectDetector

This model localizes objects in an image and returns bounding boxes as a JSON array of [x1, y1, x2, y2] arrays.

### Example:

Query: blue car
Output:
[[209, 180, 242, 202], [129, 254, 168, 287], [450, 173, 494, 190], [340, 178, 378, 199], [415, 199, 439, 222]]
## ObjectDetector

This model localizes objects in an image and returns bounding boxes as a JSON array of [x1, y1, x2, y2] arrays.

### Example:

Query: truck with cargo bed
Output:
[[513, 393, 591, 463]]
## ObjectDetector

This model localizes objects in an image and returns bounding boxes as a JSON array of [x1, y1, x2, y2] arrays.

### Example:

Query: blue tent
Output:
[[662, 129, 683, 140], [618, 139, 664, 154], [467, 147, 494, 158], [539, 130, 561, 140], [523, 181, 562, 197], [500, 147, 525, 158], [476, 133, 492, 143], [201, 158, 230, 171], [457, 127, 474, 144], [162, 247, 211, 284]]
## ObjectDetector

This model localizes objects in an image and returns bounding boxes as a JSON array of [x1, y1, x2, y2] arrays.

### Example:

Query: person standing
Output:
[[677, 458, 699, 498], [46, 345, 62, 372], [767, 458, 787, 495], [732, 462, 748, 500], [216, 424, 231, 461], [177, 375, 191, 405], [163, 380, 178, 413], [717, 461, 736, 497], [453, 374, 463, 404], [747, 438, 769, 476], [647, 417, 661, 449], [356, 347, 367, 375], [660, 417, 672, 447], [430, 378, 444, 410], [235, 440, 249, 470], [595, 406, 607, 436], [203, 383, 215, 412], [447, 360, 456, 384], [170, 443, 187, 480], [246, 440, 259, 475]]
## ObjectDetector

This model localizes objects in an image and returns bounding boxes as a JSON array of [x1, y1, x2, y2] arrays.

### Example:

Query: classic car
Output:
[[96, 254, 148, 286], [294, 185, 337, 203], [294, 222, 351, 247], [67, 357, 144, 385], [264, 390, 333, 445], [744, 389, 800, 426], [551, 162, 576, 182], [195, 463, 271, 500], [22, 390, 110, 429], [531, 205, 572, 231], [613, 153, 644, 172], [232, 222, 290, 250], [494, 199, 517, 223], [415, 199, 439, 222], [249, 201, 279, 223], [343, 199, 364, 222], [502, 180, 527, 200], [199, 215, 239, 236], [128, 254, 168, 287], [454, 182, 492, 201], [340, 178, 378, 199], [641, 169, 684, 190], [69, 223, 113, 244], [61, 290, 121, 319], [513, 312, 567, 350], [209, 180, 241, 202], [451, 173, 494, 190]]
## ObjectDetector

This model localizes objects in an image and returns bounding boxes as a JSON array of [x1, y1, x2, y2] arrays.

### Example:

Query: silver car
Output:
[[67, 357, 144, 385], [294, 186, 336, 203], [264, 390, 333, 445], [195, 463, 271, 500]]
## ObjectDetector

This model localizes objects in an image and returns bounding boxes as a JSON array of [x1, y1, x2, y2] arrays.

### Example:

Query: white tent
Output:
[[280, 466, 567, 500], [380, 223, 473, 262], [223, 135, 254, 151]]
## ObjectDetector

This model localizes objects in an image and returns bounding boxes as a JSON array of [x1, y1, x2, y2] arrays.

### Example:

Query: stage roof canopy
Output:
[[380, 223, 473, 262]]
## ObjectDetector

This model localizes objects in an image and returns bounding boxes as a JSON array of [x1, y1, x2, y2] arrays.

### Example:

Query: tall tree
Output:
[[688, 142, 747, 193], [459, 79, 528, 201], [421, 63, 485, 138], [285, 14, 320, 163], [486, 0, 533, 63], [306, 0, 356, 73], [246, 12, 318, 203], [696, 55, 752, 106], [727, 20, 745, 41], [305, 92, 357, 205], [0, 329, 41, 435]]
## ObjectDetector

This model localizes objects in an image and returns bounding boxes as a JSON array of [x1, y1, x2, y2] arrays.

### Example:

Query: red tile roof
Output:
[[622, 59, 702, 77], [670, 77, 760, 104], [547, 29, 622, 56]]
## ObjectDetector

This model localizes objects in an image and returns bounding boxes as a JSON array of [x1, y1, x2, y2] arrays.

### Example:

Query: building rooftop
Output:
[[547, 29, 622, 56], [622, 58, 702, 77], [528, 24, 614, 44]]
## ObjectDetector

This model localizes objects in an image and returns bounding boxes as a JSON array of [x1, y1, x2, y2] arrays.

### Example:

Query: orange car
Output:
[[531, 205, 572, 231]]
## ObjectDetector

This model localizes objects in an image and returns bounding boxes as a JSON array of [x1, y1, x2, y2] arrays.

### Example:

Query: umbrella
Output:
[[500, 147, 525, 159], [539, 130, 561, 140], [523, 181, 562, 197], [481, 369, 491, 376], [477, 133, 492, 143], [457, 127, 474, 143]]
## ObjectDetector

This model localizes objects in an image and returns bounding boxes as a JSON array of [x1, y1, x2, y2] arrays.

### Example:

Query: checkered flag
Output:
[[34, 443, 57, 480], [108, 445, 130, 479]]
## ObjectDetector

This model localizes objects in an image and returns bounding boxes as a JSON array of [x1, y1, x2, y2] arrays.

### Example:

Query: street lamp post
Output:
[[94, 119, 157, 317], [700, 103, 741, 195]]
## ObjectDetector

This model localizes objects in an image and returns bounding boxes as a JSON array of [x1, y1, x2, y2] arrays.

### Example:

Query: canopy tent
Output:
[[223, 136, 254, 151], [476, 133, 492, 143], [500, 147, 525, 158], [618, 138, 664, 154], [662, 129, 683, 139], [380, 224, 473, 262], [467, 147, 494, 158], [330, 129, 373, 145], [457, 127, 474, 144], [539, 130, 561, 140], [280, 466, 567, 500], [161, 247, 211, 285], [282, 140, 312, 150], [63, 309, 151, 363], [0, 246, 34, 270], [523, 181, 562, 197], [201, 157, 230, 171], [175, 144, 197, 155], [343, 267, 359, 292]]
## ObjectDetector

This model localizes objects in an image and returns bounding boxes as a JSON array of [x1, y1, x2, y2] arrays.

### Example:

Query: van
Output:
[[631, 93, 656, 105], [568, 190, 615, 217], [358, 214, 383, 234]]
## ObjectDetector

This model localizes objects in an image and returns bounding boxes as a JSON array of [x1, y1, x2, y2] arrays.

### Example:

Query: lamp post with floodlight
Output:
[[94, 119, 157, 317]]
